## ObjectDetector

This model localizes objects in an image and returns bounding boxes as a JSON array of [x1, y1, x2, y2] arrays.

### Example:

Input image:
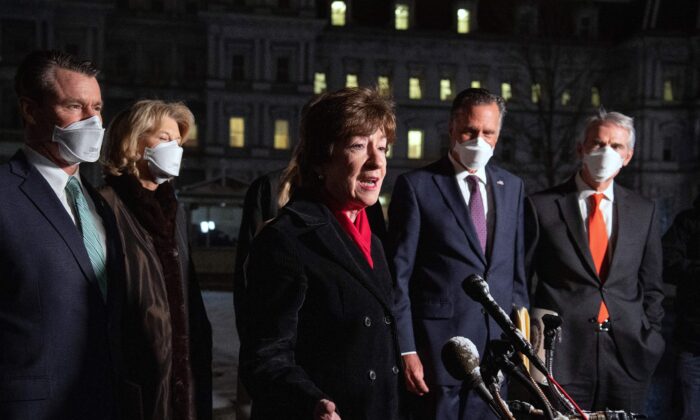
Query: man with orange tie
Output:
[[526, 109, 664, 413]]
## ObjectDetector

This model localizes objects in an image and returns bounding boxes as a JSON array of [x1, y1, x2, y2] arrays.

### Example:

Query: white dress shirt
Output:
[[23, 145, 107, 256], [575, 172, 615, 263]]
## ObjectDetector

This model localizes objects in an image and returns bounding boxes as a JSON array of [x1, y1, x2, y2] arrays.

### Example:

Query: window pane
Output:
[[501, 82, 512, 101], [409, 77, 422, 100], [663, 80, 673, 102], [346, 73, 358, 88], [440, 79, 453, 101], [314, 72, 327, 94], [591, 86, 601, 107], [229, 117, 245, 148], [185, 122, 198, 147], [457, 8, 470, 34], [531, 83, 541, 103], [561, 90, 571, 106], [407, 130, 424, 159], [378, 75, 391, 96], [471, 80, 481, 88], [395, 4, 409, 30], [274, 119, 290, 150], [331, 1, 347, 26]]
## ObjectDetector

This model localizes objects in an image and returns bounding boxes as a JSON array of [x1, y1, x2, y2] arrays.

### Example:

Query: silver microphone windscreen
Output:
[[441, 336, 480, 382]]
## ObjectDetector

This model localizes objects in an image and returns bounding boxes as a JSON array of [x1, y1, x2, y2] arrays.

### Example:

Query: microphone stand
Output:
[[541, 315, 576, 415]]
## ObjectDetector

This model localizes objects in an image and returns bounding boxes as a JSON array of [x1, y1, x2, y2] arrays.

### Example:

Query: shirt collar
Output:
[[575, 171, 614, 203], [23, 145, 83, 196], [448, 152, 488, 185]]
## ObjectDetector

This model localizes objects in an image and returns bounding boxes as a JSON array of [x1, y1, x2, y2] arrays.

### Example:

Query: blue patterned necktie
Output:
[[466, 175, 487, 254], [65, 177, 107, 299]]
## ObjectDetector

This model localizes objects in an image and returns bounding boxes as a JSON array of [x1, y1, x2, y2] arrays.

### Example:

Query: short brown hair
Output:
[[15, 50, 99, 104], [101, 100, 194, 176], [279, 87, 395, 204]]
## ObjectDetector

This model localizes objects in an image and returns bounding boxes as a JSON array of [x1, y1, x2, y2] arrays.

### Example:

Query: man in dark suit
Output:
[[387, 88, 529, 419], [0, 50, 123, 419], [526, 109, 665, 413]]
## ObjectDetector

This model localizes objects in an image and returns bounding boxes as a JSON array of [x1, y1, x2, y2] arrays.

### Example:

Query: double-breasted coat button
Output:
[[364, 316, 372, 327], [392, 366, 400, 375], [368, 370, 377, 380], [384, 315, 392, 325], [172, 249, 179, 257]]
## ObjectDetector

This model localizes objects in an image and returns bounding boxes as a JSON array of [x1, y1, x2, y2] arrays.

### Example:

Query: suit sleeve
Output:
[[239, 226, 325, 417], [386, 175, 421, 353], [662, 210, 700, 286], [640, 202, 665, 332], [512, 180, 530, 309]]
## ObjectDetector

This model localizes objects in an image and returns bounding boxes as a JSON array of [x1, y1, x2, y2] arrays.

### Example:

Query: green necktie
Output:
[[65, 176, 108, 299]]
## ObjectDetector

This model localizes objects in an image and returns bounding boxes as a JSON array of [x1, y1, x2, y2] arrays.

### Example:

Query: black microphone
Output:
[[441, 337, 506, 419], [462, 274, 549, 375]]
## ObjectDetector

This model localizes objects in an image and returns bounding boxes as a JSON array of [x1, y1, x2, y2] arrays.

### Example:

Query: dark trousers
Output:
[[560, 329, 649, 414], [407, 384, 503, 420]]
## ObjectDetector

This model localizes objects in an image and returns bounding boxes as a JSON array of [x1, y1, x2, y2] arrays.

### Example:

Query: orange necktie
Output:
[[588, 193, 609, 323]]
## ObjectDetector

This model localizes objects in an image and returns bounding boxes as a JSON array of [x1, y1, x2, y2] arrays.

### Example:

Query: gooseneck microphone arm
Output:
[[462, 274, 549, 376]]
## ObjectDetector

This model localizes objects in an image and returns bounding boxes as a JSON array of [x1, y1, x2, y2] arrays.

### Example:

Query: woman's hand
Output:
[[314, 399, 341, 420], [402, 353, 430, 396]]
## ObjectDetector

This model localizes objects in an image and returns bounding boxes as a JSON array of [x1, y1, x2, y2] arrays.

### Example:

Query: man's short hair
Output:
[[580, 107, 636, 149], [450, 88, 507, 126], [14, 50, 99, 104]]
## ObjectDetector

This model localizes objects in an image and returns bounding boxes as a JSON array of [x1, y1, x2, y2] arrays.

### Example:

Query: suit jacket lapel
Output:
[[555, 178, 599, 280], [432, 157, 486, 265], [485, 165, 505, 267], [608, 184, 631, 280], [11, 151, 97, 284]]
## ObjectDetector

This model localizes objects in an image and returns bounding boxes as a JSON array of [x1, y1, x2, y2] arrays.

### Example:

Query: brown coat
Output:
[[100, 185, 212, 420]]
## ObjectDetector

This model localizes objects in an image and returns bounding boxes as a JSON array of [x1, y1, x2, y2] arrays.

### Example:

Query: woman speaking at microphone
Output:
[[100, 100, 212, 420], [239, 87, 404, 420]]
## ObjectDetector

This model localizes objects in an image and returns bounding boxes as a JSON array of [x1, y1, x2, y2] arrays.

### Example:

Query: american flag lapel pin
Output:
[[496, 180, 504, 186]]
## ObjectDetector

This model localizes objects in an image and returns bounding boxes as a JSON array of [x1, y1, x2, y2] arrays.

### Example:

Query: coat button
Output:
[[364, 316, 372, 327], [172, 249, 179, 257], [368, 370, 376, 380], [392, 365, 399, 375], [384, 316, 392, 325]]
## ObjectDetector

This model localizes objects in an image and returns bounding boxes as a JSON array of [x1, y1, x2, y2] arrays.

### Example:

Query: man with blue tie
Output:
[[387, 88, 529, 419], [0, 50, 123, 419]]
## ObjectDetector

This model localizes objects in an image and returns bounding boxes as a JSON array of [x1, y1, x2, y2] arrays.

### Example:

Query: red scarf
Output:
[[330, 207, 374, 269]]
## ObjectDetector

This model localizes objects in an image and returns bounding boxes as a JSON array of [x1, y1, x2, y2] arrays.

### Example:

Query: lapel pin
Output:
[[497, 180, 504, 186]]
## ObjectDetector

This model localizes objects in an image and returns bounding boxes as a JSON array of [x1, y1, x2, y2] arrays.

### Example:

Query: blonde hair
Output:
[[101, 99, 194, 176]]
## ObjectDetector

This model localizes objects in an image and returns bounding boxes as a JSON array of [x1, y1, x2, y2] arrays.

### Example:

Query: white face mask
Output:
[[143, 140, 184, 184], [51, 115, 105, 164], [582, 146, 624, 182], [452, 137, 494, 171]]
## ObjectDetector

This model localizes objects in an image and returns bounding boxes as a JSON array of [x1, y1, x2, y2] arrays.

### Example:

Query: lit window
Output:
[[395, 4, 409, 30], [561, 90, 571, 106], [407, 129, 424, 159], [185, 122, 198, 147], [346, 73, 358, 88], [501, 82, 512, 101], [531, 83, 541, 103], [229, 117, 245, 148], [331, 1, 347, 26], [457, 8, 470, 34], [663, 80, 673, 102], [378, 76, 391, 96], [440, 79, 453, 101], [409, 77, 422, 100], [386, 144, 392, 158], [591, 86, 601, 107], [314, 72, 327, 94], [274, 119, 290, 150], [471, 80, 481, 88]]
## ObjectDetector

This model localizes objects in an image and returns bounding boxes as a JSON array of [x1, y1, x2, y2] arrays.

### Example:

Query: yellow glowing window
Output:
[[386, 144, 393, 158], [331, 1, 347, 26], [561, 90, 571, 106], [591, 86, 601, 107], [395, 4, 409, 30], [314, 72, 327, 94], [440, 79, 453, 101], [407, 129, 424, 159], [457, 8, 470, 34], [663, 80, 673, 102], [185, 122, 198, 147], [274, 119, 290, 150], [229, 117, 245, 148], [409, 77, 422, 100], [531, 83, 541, 103], [378, 76, 391, 96], [501, 82, 512, 101], [471, 80, 481, 89], [346, 73, 358, 88]]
